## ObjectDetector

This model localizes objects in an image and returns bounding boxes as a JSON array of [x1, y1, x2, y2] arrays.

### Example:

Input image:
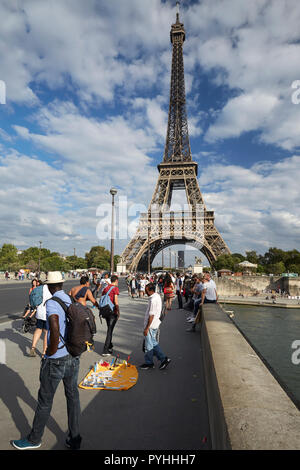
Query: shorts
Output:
[[36, 319, 47, 330]]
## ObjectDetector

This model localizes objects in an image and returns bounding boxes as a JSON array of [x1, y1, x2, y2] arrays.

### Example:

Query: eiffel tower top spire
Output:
[[163, 1, 192, 164]]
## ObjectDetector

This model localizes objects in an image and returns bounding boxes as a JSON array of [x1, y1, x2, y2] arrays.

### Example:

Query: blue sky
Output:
[[0, 0, 300, 267]]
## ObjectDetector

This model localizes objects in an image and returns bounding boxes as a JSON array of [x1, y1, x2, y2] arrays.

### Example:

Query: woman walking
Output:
[[163, 273, 175, 311]]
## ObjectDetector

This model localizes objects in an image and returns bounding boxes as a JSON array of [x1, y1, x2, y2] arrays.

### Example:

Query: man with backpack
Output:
[[100, 274, 120, 357], [12, 271, 82, 451]]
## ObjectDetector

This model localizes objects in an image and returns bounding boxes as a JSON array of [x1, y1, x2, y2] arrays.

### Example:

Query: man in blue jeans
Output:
[[12, 271, 82, 450], [140, 283, 171, 370]]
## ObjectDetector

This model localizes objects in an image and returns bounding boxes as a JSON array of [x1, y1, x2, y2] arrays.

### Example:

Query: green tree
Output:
[[0, 244, 18, 269], [213, 253, 245, 272], [245, 250, 260, 264], [85, 246, 111, 270], [41, 256, 65, 272], [265, 261, 285, 275]]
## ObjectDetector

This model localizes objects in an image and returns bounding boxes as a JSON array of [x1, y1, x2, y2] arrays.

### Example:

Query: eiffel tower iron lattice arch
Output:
[[118, 7, 230, 273]]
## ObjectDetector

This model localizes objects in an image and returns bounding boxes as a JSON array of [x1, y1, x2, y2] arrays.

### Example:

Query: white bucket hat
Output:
[[45, 271, 64, 284]]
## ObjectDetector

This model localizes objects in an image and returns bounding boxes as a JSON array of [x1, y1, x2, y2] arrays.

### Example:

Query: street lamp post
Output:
[[110, 187, 118, 276], [147, 210, 151, 276]]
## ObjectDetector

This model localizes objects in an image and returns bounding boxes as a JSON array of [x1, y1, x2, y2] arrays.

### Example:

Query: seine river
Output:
[[224, 304, 300, 408]]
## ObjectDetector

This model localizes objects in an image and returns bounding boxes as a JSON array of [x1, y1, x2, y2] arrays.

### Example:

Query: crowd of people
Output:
[[126, 270, 218, 332], [12, 268, 217, 450]]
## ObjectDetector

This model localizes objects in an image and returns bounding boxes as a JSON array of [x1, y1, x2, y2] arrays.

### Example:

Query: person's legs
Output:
[[103, 314, 118, 353], [144, 329, 166, 364], [193, 298, 201, 317], [31, 328, 42, 350], [27, 358, 63, 444], [177, 291, 183, 309], [63, 356, 81, 447], [144, 330, 155, 365]]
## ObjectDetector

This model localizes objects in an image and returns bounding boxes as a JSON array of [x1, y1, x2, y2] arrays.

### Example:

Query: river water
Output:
[[223, 304, 300, 408]]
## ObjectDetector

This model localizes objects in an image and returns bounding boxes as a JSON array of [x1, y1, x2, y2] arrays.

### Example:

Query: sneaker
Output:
[[11, 438, 41, 450], [186, 327, 196, 332], [101, 352, 111, 357], [187, 317, 195, 323], [159, 357, 171, 370], [139, 363, 154, 370], [29, 348, 36, 357]]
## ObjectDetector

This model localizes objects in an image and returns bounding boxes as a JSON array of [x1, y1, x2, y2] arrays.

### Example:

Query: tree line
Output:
[[0, 244, 120, 272], [213, 248, 300, 275]]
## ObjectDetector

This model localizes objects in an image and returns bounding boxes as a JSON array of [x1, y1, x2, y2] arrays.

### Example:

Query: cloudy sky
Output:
[[1, 0, 300, 265]]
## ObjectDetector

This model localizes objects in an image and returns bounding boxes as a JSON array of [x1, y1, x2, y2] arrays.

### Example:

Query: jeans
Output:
[[193, 297, 216, 317], [28, 355, 80, 445], [103, 313, 118, 353], [176, 290, 183, 308], [144, 328, 166, 365]]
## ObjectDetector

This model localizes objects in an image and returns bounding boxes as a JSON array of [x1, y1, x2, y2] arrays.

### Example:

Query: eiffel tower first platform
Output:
[[118, 7, 230, 273]]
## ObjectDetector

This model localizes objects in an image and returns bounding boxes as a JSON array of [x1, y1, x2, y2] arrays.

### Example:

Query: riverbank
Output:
[[219, 295, 300, 309]]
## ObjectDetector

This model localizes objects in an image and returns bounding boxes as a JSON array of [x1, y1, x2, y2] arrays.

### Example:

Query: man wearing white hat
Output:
[[12, 272, 82, 451]]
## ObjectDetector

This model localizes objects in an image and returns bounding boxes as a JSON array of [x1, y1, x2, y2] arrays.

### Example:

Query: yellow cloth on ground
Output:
[[78, 362, 138, 391]]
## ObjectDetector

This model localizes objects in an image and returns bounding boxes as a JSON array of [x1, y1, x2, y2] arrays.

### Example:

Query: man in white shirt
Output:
[[140, 283, 171, 370], [100, 273, 111, 293], [201, 273, 218, 303]]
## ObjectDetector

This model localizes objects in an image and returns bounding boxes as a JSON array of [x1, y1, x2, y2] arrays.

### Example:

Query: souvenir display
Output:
[[78, 357, 138, 391]]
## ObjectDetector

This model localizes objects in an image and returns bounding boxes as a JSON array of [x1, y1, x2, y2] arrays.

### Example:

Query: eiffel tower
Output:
[[118, 4, 230, 273]]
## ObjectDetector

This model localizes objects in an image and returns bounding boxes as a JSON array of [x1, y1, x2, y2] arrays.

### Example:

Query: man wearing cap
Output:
[[12, 271, 82, 451]]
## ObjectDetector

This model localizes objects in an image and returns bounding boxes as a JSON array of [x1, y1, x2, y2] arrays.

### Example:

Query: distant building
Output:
[[193, 256, 203, 275], [178, 251, 185, 269]]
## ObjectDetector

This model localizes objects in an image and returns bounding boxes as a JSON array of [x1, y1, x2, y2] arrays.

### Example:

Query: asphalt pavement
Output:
[[0, 280, 79, 323], [0, 280, 211, 451]]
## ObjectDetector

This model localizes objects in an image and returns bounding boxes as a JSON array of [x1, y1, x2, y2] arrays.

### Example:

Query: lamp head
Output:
[[110, 187, 118, 196]]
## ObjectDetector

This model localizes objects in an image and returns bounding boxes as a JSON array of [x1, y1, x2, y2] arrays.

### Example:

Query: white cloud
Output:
[[182, 0, 300, 149], [200, 155, 300, 253]]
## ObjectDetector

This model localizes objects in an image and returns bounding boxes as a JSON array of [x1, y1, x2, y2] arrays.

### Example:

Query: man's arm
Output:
[[114, 294, 120, 317], [46, 314, 60, 356], [144, 315, 154, 336], [87, 289, 99, 307]]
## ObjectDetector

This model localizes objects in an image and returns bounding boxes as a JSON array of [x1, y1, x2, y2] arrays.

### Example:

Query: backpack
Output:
[[51, 297, 97, 357], [99, 286, 115, 319], [29, 285, 44, 308]]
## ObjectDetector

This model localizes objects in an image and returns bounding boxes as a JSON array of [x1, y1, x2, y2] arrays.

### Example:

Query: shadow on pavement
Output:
[[0, 364, 65, 444]]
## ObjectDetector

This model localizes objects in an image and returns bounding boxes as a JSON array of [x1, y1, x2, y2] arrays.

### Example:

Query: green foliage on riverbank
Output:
[[214, 248, 300, 275]]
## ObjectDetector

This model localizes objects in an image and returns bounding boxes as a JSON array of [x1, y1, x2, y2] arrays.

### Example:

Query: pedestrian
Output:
[[99, 273, 111, 293], [163, 273, 175, 310], [126, 274, 132, 296], [175, 272, 183, 309], [158, 275, 164, 294], [140, 283, 171, 370], [12, 271, 82, 450], [139, 275, 148, 298], [29, 283, 52, 358], [101, 275, 120, 357], [182, 274, 191, 303], [22, 278, 39, 319], [187, 276, 204, 324], [130, 276, 138, 298], [69, 275, 99, 308], [91, 273, 100, 299], [201, 272, 218, 304]]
